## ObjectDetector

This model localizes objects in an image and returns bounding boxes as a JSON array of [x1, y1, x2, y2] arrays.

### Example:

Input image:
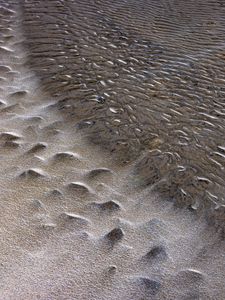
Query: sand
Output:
[[1, 1, 225, 299]]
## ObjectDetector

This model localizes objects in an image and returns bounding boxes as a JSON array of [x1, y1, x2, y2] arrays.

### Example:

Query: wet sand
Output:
[[1, 1, 225, 299]]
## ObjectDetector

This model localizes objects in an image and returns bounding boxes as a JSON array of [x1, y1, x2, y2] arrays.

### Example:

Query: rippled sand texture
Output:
[[22, 0, 225, 224], [1, 0, 225, 299]]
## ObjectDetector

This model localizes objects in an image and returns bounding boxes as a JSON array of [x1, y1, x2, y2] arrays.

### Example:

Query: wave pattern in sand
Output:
[[21, 0, 225, 222]]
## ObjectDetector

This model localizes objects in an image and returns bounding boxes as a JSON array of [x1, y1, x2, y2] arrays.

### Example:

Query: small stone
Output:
[[96, 95, 105, 104], [136, 277, 161, 295], [76, 120, 95, 130], [0, 65, 11, 72], [177, 269, 204, 282], [19, 168, 46, 178], [188, 202, 198, 211], [32, 200, 44, 209], [53, 151, 80, 161], [67, 182, 91, 194], [0, 132, 21, 141], [0, 100, 6, 106], [26, 116, 44, 123], [93, 200, 120, 211], [105, 227, 124, 243], [87, 168, 113, 178], [41, 223, 56, 230], [1, 104, 20, 113], [144, 245, 168, 261], [9, 90, 27, 98], [60, 212, 89, 225], [50, 189, 63, 196], [27, 142, 47, 154], [107, 265, 117, 274]]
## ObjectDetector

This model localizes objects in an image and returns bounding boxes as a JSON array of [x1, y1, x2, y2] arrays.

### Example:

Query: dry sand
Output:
[[1, 1, 225, 299]]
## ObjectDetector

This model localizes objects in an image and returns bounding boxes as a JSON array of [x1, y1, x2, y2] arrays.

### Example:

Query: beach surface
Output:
[[1, 1, 225, 299]]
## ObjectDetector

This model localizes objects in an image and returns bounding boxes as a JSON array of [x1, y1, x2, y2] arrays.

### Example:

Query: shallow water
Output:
[[1, 1, 225, 299]]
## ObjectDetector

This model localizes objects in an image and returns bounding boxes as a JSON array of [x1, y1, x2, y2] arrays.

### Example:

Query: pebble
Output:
[[105, 227, 124, 243], [92, 200, 120, 211]]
